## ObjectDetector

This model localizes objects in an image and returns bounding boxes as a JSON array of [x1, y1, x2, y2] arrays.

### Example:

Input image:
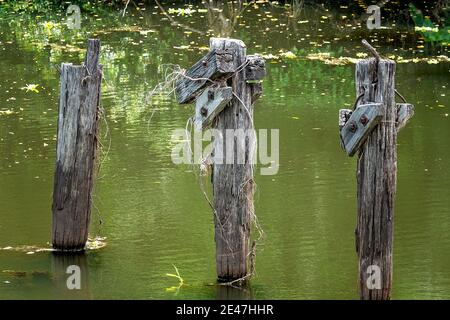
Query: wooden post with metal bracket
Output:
[[194, 86, 232, 130], [175, 38, 266, 282], [338, 40, 414, 300]]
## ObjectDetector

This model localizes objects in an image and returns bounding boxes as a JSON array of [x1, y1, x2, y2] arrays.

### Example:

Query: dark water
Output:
[[0, 2, 449, 299]]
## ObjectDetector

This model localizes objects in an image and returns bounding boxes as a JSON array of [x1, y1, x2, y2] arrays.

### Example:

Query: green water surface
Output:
[[0, 1, 449, 299]]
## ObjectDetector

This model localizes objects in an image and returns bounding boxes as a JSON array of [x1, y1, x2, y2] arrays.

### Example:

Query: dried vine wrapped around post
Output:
[[175, 38, 266, 283]]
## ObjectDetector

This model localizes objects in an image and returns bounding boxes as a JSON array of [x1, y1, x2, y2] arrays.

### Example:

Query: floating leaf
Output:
[[20, 84, 39, 93], [0, 110, 15, 116], [280, 51, 296, 59], [174, 45, 190, 50], [86, 236, 107, 250]]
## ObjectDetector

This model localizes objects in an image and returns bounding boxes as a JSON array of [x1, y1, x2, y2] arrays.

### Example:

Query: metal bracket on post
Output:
[[339, 103, 383, 156], [175, 49, 235, 104], [339, 101, 414, 156], [176, 47, 266, 133], [194, 86, 232, 130], [175, 38, 266, 282]]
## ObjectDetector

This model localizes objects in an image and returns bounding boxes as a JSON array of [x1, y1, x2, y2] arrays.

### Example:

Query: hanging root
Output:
[[244, 174, 265, 282], [145, 64, 185, 104], [200, 154, 212, 176], [186, 116, 230, 254], [173, 55, 261, 286], [218, 242, 258, 287], [89, 99, 110, 232], [144, 64, 186, 131], [217, 156, 264, 287], [144, 57, 251, 130]]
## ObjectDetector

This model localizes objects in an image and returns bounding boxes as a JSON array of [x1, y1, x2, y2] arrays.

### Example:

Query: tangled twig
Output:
[[145, 56, 264, 284]]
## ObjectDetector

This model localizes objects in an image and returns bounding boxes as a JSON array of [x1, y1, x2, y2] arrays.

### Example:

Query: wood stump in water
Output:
[[52, 39, 102, 250]]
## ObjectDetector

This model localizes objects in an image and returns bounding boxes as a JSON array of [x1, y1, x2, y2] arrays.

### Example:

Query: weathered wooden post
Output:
[[175, 38, 265, 282], [339, 40, 414, 300], [52, 39, 102, 250]]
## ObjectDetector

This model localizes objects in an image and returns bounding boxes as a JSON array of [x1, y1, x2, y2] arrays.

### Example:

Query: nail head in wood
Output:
[[360, 115, 368, 126], [208, 90, 215, 101]]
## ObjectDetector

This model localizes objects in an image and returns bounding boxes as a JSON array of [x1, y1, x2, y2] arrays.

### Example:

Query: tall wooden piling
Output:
[[355, 57, 396, 300], [339, 42, 413, 299], [209, 38, 253, 281], [52, 39, 102, 250], [175, 38, 265, 282]]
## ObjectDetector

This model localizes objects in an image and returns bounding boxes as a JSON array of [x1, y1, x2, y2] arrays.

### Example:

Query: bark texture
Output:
[[52, 39, 102, 250], [210, 38, 254, 281], [355, 58, 396, 300]]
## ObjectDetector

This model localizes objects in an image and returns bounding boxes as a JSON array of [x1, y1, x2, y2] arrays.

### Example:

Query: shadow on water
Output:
[[51, 252, 92, 299], [215, 283, 254, 300]]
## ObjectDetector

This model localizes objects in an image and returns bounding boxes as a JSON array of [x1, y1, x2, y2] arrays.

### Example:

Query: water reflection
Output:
[[202, 0, 247, 37], [0, 2, 449, 299], [51, 252, 91, 299], [215, 283, 254, 300]]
